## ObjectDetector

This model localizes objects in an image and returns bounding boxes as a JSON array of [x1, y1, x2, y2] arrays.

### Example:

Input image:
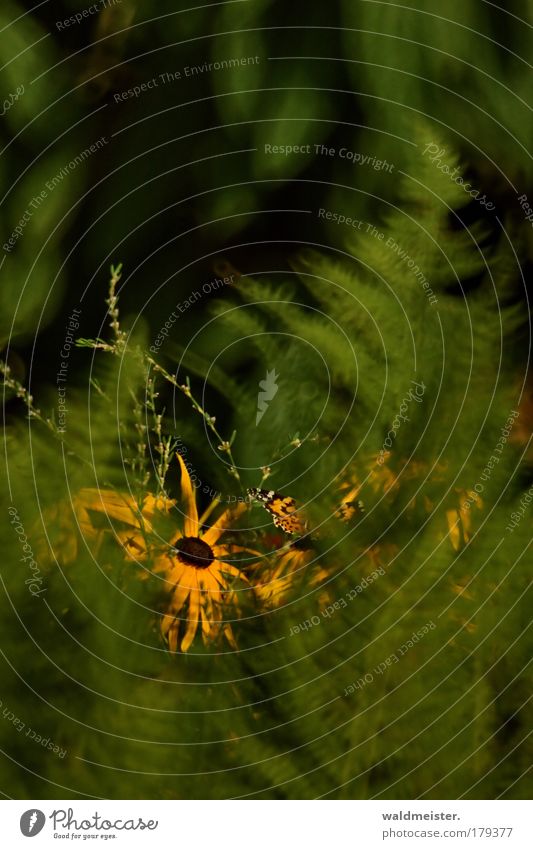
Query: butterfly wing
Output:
[[248, 488, 307, 536]]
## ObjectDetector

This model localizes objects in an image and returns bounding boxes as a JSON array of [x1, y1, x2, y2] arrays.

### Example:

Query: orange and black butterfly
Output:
[[247, 488, 308, 536]]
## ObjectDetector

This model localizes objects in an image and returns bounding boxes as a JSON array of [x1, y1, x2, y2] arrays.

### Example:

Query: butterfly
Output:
[[247, 488, 308, 536]]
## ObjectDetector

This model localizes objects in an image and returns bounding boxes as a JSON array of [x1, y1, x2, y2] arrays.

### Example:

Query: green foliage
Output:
[[1, 0, 531, 802], [2, 122, 531, 799]]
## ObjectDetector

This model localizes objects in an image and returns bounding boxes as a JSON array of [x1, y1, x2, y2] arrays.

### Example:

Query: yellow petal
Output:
[[446, 509, 462, 552], [181, 580, 200, 652], [201, 569, 224, 602], [310, 567, 329, 587], [203, 564, 227, 604], [216, 560, 250, 582], [199, 578, 220, 634], [208, 565, 229, 591], [77, 488, 150, 531], [202, 502, 246, 547], [169, 572, 192, 615], [152, 552, 179, 577], [200, 602, 212, 637], [141, 493, 175, 519], [167, 623, 179, 653], [161, 612, 175, 637], [176, 453, 199, 537], [223, 623, 237, 649], [213, 543, 262, 560]]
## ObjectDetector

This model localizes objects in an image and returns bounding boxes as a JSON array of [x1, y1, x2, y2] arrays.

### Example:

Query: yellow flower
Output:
[[446, 488, 483, 552], [154, 455, 256, 652], [39, 458, 257, 653], [34, 488, 168, 565], [252, 539, 325, 608], [336, 452, 399, 521]]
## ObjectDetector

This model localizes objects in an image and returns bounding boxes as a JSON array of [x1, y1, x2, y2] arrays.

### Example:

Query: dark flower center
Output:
[[175, 536, 214, 568]]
